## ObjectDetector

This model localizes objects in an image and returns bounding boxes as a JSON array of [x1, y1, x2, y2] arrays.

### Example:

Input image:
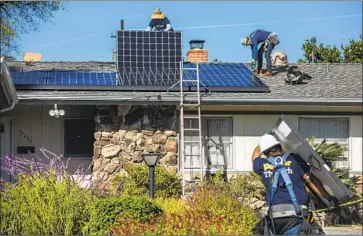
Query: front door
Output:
[[0, 118, 12, 181]]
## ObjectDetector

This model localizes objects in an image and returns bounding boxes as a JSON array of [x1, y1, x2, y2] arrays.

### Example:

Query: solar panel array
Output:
[[10, 30, 269, 92], [11, 71, 117, 86], [116, 30, 182, 86], [182, 63, 269, 92]]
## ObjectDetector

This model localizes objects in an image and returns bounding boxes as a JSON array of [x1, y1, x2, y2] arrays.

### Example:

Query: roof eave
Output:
[[16, 93, 362, 106]]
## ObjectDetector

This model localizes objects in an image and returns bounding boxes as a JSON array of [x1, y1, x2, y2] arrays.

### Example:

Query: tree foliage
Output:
[[298, 37, 342, 63], [341, 34, 363, 63], [298, 35, 362, 63], [0, 1, 64, 56]]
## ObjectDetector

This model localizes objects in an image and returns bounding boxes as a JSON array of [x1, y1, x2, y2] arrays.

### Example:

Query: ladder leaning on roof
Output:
[[179, 61, 204, 196]]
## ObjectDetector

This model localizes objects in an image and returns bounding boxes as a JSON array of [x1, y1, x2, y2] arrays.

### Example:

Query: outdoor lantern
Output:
[[141, 152, 161, 199], [49, 103, 65, 118]]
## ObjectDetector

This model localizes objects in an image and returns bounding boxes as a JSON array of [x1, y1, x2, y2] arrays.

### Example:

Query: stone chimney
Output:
[[23, 52, 42, 62], [186, 40, 208, 63]]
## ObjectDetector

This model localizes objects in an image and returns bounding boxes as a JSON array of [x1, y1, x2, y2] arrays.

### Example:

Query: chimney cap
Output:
[[189, 40, 205, 50], [189, 40, 205, 44]]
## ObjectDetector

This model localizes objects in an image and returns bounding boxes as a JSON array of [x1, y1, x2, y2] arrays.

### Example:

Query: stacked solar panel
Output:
[[117, 31, 182, 86]]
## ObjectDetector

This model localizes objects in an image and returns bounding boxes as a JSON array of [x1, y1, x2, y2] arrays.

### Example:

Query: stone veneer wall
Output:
[[92, 105, 178, 186]]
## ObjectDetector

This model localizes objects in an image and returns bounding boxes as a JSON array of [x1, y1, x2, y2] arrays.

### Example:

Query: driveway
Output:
[[323, 226, 362, 235]]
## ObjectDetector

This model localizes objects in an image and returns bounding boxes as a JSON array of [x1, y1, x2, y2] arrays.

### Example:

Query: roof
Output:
[[6, 61, 363, 106]]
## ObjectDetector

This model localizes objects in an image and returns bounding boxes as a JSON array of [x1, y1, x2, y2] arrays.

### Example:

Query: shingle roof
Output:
[[7, 61, 363, 105]]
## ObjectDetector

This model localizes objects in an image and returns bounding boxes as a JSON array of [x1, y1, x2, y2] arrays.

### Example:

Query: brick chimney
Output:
[[186, 40, 208, 63], [23, 52, 42, 62]]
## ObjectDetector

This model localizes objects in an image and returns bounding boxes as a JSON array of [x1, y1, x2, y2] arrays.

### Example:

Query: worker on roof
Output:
[[241, 29, 279, 76], [251, 134, 335, 235], [146, 8, 173, 32]]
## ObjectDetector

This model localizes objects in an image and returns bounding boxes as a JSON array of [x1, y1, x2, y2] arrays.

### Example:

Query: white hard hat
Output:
[[241, 37, 248, 46], [259, 134, 280, 154]]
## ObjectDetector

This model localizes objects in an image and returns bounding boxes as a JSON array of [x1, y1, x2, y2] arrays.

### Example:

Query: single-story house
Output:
[[0, 46, 362, 186]]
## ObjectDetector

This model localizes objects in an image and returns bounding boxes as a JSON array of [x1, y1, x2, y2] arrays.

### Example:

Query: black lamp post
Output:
[[141, 152, 161, 199]]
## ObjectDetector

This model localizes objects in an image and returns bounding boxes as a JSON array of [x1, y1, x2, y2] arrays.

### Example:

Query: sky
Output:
[[16, 1, 362, 63]]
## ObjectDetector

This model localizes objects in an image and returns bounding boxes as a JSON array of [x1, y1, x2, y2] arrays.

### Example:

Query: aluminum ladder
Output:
[[179, 61, 204, 196]]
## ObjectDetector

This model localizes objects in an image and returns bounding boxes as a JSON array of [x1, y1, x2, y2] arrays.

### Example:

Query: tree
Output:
[[297, 37, 342, 63], [341, 34, 363, 63], [0, 1, 64, 56]]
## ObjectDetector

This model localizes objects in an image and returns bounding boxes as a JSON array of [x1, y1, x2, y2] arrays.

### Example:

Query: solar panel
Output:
[[117, 30, 182, 87], [10, 71, 117, 86], [182, 63, 269, 92], [11, 71, 47, 85]]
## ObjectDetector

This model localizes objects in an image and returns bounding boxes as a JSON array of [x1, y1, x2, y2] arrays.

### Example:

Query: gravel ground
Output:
[[323, 226, 362, 235]]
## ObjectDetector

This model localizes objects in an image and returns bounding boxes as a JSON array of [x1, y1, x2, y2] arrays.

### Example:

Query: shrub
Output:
[[82, 195, 162, 235], [0, 173, 91, 235], [205, 170, 265, 205], [153, 198, 189, 215], [112, 185, 259, 235], [228, 172, 265, 201], [110, 164, 182, 198]]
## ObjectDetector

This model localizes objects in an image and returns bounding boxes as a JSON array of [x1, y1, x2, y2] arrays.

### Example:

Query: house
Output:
[[0, 37, 362, 188]]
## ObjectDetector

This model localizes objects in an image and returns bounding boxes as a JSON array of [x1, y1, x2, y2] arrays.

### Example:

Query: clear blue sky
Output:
[[17, 1, 362, 62]]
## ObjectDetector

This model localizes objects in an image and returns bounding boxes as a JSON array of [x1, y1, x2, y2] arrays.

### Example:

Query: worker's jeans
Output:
[[257, 41, 275, 73]]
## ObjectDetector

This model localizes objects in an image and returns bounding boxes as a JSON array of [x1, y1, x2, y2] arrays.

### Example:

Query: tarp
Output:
[[270, 115, 354, 208]]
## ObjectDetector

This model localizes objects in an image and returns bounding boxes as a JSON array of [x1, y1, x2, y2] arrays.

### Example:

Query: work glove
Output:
[[251, 59, 256, 70]]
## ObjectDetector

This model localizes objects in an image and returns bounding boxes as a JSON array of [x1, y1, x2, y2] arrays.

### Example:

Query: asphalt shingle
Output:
[[7, 61, 363, 102]]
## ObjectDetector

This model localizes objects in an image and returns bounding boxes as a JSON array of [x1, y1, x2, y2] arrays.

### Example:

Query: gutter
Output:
[[0, 99, 17, 113], [0, 57, 19, 113], [16, 93, 363, 106]]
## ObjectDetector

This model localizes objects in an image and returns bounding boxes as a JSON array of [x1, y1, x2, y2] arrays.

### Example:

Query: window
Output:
[[64, 119, 94, 157], [184, 117, 233, 169], [297, 117, 350, 167], [298, 117, 349, 143]]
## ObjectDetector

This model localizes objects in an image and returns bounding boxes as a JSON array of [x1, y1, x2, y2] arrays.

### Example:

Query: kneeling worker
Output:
[[251, 134, 334, 235], [241, 29, 279, 76], [146, 8, 173, 32]]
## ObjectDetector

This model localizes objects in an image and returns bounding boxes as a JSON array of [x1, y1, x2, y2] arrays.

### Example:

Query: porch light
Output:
[[49, 103, 65, 118], [141, 152, 161, 199]]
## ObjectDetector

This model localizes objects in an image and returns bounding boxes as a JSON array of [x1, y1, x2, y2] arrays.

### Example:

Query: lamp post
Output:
[[141, 152, 161, 199]]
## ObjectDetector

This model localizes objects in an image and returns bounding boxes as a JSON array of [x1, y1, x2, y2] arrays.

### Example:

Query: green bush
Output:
[[110, 164, 182, 198], [112, 185, 259, 235], [205, 170, 265, 202], [153, 198, 189, 215], [82, 195, 162, 235], [0, 173, 91, 235]]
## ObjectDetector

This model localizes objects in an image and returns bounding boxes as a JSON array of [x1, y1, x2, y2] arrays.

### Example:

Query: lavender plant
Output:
[[0, 148, 94, 235], [0, 148, 92, 189]]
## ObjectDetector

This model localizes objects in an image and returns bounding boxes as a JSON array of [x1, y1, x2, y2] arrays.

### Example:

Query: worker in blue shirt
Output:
[[251, 134, 334, 235], [146, 8, 173, 32], [241, 29, 280, 76]]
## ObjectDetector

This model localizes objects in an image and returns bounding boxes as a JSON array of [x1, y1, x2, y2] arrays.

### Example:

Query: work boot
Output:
[[262, 71, 273, 77]]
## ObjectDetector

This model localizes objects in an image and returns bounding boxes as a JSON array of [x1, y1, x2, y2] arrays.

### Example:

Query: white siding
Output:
[[232, 115, 362, 173], [350, 116, 362, 174], [233, 114, 295, 172], [2, 104, 94, 174]]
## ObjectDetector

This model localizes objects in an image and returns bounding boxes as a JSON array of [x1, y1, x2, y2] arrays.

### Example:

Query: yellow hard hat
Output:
[[154, 8, 162, 14]]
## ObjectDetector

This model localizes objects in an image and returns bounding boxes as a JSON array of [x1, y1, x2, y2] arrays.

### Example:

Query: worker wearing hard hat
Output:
[[146, 8, 173, 32], [251, 134, 334, 235], [241, 29, 279, 76]]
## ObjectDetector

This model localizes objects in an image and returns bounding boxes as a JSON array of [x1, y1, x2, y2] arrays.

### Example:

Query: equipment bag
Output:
[[285, 66, 311, 85]]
